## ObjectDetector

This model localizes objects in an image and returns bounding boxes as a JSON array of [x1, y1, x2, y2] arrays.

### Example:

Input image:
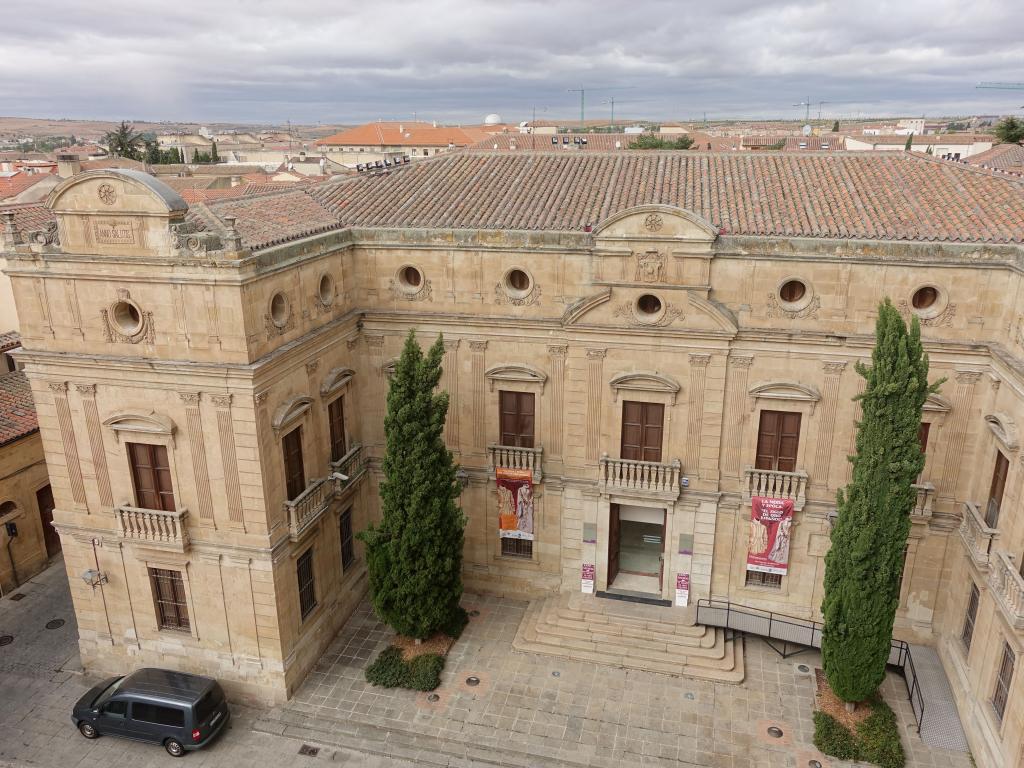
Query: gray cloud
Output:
[[1, 0, 1021, 124]]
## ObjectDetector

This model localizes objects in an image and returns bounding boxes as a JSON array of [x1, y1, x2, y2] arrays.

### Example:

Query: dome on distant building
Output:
[[483, 113, 502, 126]]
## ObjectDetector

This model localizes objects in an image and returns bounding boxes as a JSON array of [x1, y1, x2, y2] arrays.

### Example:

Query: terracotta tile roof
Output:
[[0, 331, 20, 352], [0, 172, 51, 201], [80, 158, 147, 172], [850, 134, 991, 146], [179, 181, 312, 204], [964, 143, 1024, 175], [297, 151, 1024, 244], [0, 371, 38, 448], [0, 202, 55, 234], [467, 133, 641, 152], [208, 188, 343, 249], [316, 121, 481, 148]]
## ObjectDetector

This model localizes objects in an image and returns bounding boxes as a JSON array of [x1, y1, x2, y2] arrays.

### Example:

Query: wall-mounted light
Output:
[[81, 569, 108, 590], [456, 469, 469, 493]]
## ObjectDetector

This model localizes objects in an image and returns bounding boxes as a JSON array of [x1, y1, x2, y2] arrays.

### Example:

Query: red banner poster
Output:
[[496, 467, 534, 541], [746, 496, 795, 575]]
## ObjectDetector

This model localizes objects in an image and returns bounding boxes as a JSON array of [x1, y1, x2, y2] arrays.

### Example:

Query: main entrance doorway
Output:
[[608, 503, 665, 595]]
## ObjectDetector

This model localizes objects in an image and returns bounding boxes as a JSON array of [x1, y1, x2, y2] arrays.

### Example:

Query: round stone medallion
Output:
[[643, 213, 664, 232], [97, 183, 117, 205]]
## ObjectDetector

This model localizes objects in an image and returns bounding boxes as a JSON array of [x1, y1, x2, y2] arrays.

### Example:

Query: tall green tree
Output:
[[628, 134, 694, 149], [821, 300, 941, 703], [210, 140, 220, 163], [903, 133, 913, 151], [359, 331, 465, 639], [103, 121, 144, 160], [831, 120, 840, 132], [994, 116, 1024, 144]]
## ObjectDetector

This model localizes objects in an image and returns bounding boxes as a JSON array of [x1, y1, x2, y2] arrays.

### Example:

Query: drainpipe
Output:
[[3, 529, 19, 593]]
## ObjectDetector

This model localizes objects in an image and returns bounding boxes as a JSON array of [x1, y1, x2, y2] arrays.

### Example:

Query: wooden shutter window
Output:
[[328, 396, 347, 462], [127, 443, 176, 511], [620, 401, 664, 463], [149, 568, 189, 631], [499, 391, 535, 448], [283, 427, 306, 501], [297, 548, 317, 620], [986, 450, 1009, 528], [961, 583, 979, 652], [992, 642, 1015, 722], [339, 508, 354, 571], [918, 422, 931, 455], [755, 411, 801, 472]]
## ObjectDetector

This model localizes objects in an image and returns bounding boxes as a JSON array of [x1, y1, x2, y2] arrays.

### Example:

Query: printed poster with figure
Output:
[[746, 496, 794, 575], [496, 467, 534, 541]]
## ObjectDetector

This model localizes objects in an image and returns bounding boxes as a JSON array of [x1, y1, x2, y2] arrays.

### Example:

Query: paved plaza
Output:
[[0, 559, 975, 767]]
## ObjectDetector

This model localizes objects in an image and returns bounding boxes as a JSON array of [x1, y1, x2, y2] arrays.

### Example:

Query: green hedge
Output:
[[365, 646, 444, 691], [813, 695, 905, 768]]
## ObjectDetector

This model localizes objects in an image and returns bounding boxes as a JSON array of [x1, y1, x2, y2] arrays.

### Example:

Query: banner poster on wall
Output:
[[581, 564, 595, 594], [746, 496, 795, 575], [496, 467, 534, 541], [675, 573, 690, 607]]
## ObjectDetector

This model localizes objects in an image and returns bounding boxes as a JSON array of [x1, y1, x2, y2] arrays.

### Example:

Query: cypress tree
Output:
[[359, 330, 465, 639], [904, 133, 913, 151], [821, 299, 941, 703], [210, 140, 220, 163]]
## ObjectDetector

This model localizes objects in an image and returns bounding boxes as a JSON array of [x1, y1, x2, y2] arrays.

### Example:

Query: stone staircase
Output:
[[512, 592, 744, 683]]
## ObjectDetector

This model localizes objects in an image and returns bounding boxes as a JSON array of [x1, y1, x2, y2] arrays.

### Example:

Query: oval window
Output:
[[779, 280, 807, 303], [270, 292, 289, 327], [400, 266, 423, 289], [111, 301, 142, 335], [318, 273, 335, 306], [912, 286, 938, 310], [636, 294, 663, 316], [506, 268, 531, 293]]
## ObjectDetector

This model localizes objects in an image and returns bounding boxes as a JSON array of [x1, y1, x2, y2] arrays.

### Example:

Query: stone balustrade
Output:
[[743, 467, 808, 511], [330, 443, 366, 490], [911, 482, 935, 520], [488, 444, 544, 482], [115, 505, 190, 552], [599, 454, 682, 498], [959, 501, 998, 570], [285, 476, 335, 542], [989, 551, 1024, 631]]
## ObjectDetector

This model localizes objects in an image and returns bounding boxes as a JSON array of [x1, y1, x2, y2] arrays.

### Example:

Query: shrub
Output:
[[365, 646, 445, 691], [858, 697, 905, 768], [440, 606, 469, 640], [813, 711, 861, 761]]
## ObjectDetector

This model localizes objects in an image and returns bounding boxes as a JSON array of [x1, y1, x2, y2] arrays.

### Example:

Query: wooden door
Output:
[[36, 484, 60, 558], [283, 427, 306, 501], [499, 391, 535, 448], [621, 401, 664, 462], [755, 411, 801, 472], [608, 503, 621, 585], [987, 450, 1009, 528]]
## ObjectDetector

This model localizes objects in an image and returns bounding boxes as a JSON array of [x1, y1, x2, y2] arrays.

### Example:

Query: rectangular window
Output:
[[620, 401, 664, 463], [297, 548, 317, 620], [328, 396, 347, 463], [755, 410, 802, 472], [962, 583, 980, 651], [499, 391, 535, 448], [149, 568, 189, 631], [918, 422, 931, 455], [992, 642, 1015, 723], [131, 702, 185, 727], [744, 571, 782, 589], [986, 450, 1009, 528], [501, 537, 533, 559], [339, 508, 354, 571], [127, 443, 175, 511], [282, 427, 306, 501]]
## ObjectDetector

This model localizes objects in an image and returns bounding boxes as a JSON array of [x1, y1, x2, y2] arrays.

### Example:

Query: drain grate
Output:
[[551, 671, 560, 677], [10, 593, 25, 602], [45, 619, 65, 630], [684, 692, 695, 700], [468, 609, 480, 617], [808, 761, 823, 768], [767, 726, 784, 738], [796, 663, 811, 673], [465, 676, 480, 686], [426, 693, 440, 702], [298, 744, 319, 757], [0, 635, 13, 647]]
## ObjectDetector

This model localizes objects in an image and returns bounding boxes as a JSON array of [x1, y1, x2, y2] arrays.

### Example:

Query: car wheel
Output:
[[78, 721, 99, 739], [164, 738, 185, 757]]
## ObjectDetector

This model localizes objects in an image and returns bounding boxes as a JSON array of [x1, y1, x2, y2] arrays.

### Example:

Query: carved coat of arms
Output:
[[635, 250, 666, 283]]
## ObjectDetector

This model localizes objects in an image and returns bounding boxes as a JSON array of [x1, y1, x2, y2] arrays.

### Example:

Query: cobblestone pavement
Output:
[[0, 559, 975, 768], [258, 596, 976, 768]]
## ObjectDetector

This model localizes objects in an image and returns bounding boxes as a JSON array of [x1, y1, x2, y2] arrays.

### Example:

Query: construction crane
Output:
[[567, 86, 633, 130], [600, 97, 650, 129]]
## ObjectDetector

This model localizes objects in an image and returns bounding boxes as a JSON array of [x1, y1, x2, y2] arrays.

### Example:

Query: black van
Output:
[[72, 668, 230, 756]]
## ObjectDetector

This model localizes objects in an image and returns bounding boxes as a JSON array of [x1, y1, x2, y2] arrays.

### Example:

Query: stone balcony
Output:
[[488, 444, 543, 482], [285, 476, 336, 543], [911, 482, 935, 520], [115, 505, 190, 552], [989, 551, 1024, 631], [743, 467, 808, 511], [329, 443, 366, 491], [599, 454, 682, 499], [959, 501, 998, 571]]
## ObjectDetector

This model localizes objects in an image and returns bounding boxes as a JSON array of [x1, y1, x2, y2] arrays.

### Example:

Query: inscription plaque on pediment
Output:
[[94, 220, 135, 245]]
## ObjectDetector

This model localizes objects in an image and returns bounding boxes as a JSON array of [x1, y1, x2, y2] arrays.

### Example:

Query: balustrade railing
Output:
[[743, 467, 808, 511], [329, 443, 366, 489], [599, 454, 681, 497], [959, 501, 998, 570], [989, 551, 1024, 630], [115, 505, 190, 551], [911, 482, 935, 519], [285, 477, 334, 542], [488, 444, 543, 481]]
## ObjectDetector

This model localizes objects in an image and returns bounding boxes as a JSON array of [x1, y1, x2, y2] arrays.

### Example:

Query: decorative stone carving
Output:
[[469, 340, 489, 353], [389, 277, 433, 302], [634, 250, 666, 282], [97, 183, 117, 205], [613, 300, 683, 327], [643, 213, 664, 232], [47, 381, 67, 393], [897, 299, 957, 327], [101, 307, 155, 344], [305, 358, 321, 376], [766, 292, 820, 319], [179, 392, 201, 405], [494, 280, 541, 306], [264, 311, 294, 337], [75, 383, 96, 395], [29, 221, 59, 246], [254, 391, 269, 407], [346, 337, 360, 351], [210, 394, 233, 408], [609, 372, 682, 404], [171, 221, 223, 255]]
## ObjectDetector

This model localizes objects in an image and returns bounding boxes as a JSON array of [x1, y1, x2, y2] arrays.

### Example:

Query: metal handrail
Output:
[[695, 598, 924, 728]]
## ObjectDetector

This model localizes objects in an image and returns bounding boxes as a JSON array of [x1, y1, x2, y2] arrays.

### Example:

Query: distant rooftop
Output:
[[0, 371, 38, 448]]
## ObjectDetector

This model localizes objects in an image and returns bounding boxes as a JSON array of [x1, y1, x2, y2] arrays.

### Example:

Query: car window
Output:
[[130, 702, 185, 727], [93, 677, 126, 708], [193, 685, 224, 724], [104, 700, 127, 717]]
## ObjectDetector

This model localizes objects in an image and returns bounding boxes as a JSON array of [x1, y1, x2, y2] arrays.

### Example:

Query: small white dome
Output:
[[483, 113, 502, 125]]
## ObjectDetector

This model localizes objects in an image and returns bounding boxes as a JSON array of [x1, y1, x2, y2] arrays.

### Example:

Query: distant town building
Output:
[[315, 121, 491, 166], [964, 143, 1024, 175], [844, 134, 994, 158]]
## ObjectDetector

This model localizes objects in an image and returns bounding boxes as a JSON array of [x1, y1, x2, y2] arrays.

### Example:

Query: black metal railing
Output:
[[696, 598, 924, 728]]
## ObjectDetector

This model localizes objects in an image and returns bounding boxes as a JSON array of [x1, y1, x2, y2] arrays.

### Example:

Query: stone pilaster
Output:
[[723, 354, 753, 478], [181, 392, 214, 523], [547, 345, 568, 457], [442, 339, 460, 450], [469, 340, 488, 452], [366, 335, 385, 447], [939, 370, 983, 500], [76, 383, 112, 508], [212, 394, 245, 527], [585, 349, 606, 462], [686, 354, 711, 478], [49, 381, 86, 507], [813, 360, 848, 488]]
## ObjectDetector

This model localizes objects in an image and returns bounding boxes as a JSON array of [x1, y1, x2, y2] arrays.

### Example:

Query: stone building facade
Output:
[[2, 153, 1024, 764]]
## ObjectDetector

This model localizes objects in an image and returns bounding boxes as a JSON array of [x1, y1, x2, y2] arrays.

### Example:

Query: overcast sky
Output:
[[2, 0, 1022, 125]]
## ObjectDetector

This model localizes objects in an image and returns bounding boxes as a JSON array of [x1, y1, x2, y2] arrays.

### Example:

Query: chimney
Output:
[[230, 175, 241, 187], [399, 124, 403, 133], [56, 153, 82, 178]]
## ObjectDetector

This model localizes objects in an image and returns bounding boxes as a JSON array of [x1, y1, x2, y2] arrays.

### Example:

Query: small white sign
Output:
[[581, 563, 595, 594], [675, 573, 690, 607]]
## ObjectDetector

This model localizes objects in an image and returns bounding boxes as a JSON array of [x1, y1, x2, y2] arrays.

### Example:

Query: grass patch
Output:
[[813, 694, 905, 768], [365, 646, 444, 691]]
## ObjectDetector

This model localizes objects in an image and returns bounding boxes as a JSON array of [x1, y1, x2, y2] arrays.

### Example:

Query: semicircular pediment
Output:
[[923, 392, 951, 413], [609, 372, 682, 404], [749, 381, 821, 411], [103, 411, 176, 440], [48, 169, 188, 215], [485, 364, 548, 391], [985, 412, 1018, 451], [272, 395, 313, 432], [320, 367, 355, 397], [593, 204, 719, 240]]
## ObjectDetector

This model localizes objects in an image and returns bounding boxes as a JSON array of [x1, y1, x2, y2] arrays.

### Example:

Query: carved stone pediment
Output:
[[985, 412, 1019, 452], [321, 367, 355, 398], [609, 372, 682, 404], [485, 364, 547, 392], [593, 204, 719, 242], [749, 381, 821, 413], [272, 395, 313, 433], [103, 412, 176, 442]]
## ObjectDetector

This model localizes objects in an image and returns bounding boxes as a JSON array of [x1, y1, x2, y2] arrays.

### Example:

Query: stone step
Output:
[[533, 610, 724, 659], [552, 604, 713, 640], [547, 608, 717, 649]]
